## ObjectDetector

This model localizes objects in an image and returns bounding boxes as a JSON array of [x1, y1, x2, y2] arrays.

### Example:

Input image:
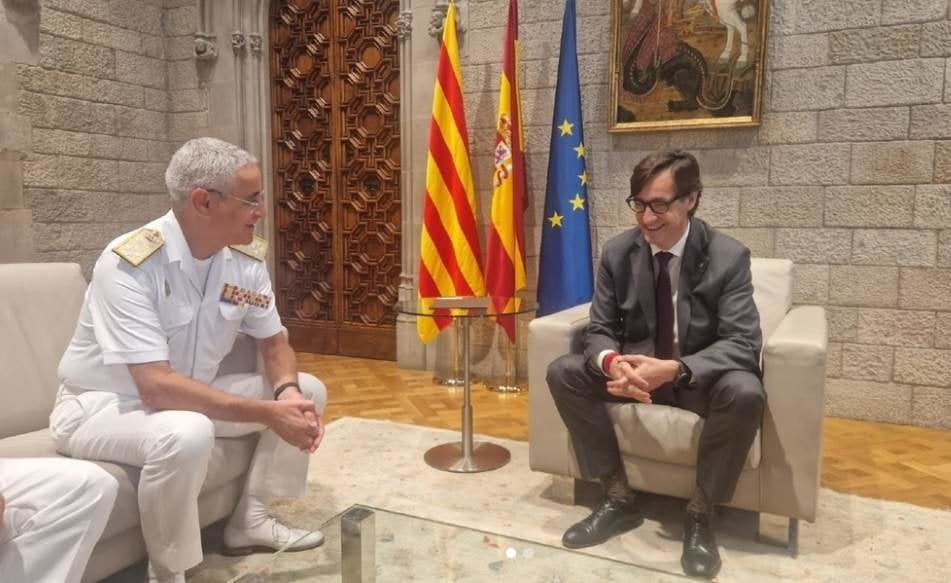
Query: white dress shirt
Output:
[[598, 223, 691, 371]]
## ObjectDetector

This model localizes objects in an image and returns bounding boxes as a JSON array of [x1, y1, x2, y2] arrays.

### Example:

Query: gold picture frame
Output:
[[608, 0, 770, 132]]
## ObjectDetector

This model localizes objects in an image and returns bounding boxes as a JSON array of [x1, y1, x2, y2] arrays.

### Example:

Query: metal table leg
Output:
[[424, 317, 510, 472]]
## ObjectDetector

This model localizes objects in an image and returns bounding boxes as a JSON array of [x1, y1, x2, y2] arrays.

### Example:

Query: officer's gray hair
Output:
[[165, 137, 258, 204]]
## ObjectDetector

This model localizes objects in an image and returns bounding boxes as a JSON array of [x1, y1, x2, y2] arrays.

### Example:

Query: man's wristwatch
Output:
[[673, 360, 696, 390], [273, 381, 300, 400]]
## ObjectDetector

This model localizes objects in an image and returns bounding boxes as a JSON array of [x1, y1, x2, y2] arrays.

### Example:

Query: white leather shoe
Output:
[[222, 517, 325, 556]]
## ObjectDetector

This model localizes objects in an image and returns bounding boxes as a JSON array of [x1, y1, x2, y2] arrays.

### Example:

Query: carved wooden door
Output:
[[270, 0, 401, 360]]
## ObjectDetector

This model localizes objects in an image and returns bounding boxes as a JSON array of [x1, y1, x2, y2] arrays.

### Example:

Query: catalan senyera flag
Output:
[[417, 1, 485, 343], [485, 0, 527, 344]]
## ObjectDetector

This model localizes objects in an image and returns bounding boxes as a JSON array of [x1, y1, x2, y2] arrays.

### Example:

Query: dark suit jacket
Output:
[[584, 217, 762, 390]]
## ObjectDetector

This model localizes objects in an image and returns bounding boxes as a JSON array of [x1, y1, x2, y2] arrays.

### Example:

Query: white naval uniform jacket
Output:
[[58, 210, 282, 396]]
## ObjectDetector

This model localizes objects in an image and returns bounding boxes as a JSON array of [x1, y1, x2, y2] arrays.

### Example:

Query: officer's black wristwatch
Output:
[[674, 360, 697, 390]]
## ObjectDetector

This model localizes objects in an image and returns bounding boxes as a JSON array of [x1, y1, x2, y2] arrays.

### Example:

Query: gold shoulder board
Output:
[[112, 228, 165, 267], [229, 236, 268, 262]]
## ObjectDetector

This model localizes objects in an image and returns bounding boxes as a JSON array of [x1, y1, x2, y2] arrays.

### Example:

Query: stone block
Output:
[[936, 312, 951, 348], [841, 343, 893, 382], [38, 34, 114, 79], [693, 148, 770, 187], [881, 0, 948, 24], [775, 228, 852, 263], [115, 51, 166, 89], [23, 154, 119, 191], [829, 25, 920, 64], [914, 184, 951, 228], [0, 154, 24, 209], [114, 106, 167, 140], [921, 21, 951, 57], [852, 229, 937, 266], [39, 8, 84, 39], [117, 161, 167, 193], [163, 35, 195, 61], [824, 379, 912, 424], [911, 387, 951, 430], [719, 228, 775, 257], [147, 140, 176, 163], [0, 112, 31, 151], [824, 186, 915, 227], [846, 59, 945, 107], [894, 347, 951, 386], [770, 144, 850, 185], [144, 88, 168, 112], [167, 111, 208, 141], [770, 67, 844, 111], [42, 0, 109, 22], [792, 263, 829, 304], [757, 111, 817, 145], [140, 34, 164, 59], [768, 33, 829, 70], [851, 141, 934, 184], [899, 267, 951, 310], [910, 104, 951, 139], [17, 65, 144, 108], [81, 18, 144, 53], [740, 186, 823, 227], [818, 107, 909, 142], [778, 0, 881, 34], [940, 230, 951, 268], [829, 265, 899, 307], [936, 141, 951, 183], [168, 89, 207, 113], [827, 306, 858, 341], [0, 209, 35, 261], [857, 308, 936, 347], [26, 189, 169, 223], [18, 92, 115, 134], [32, 221, 138, 252], [167, 59, 198, 90], [104, 0, 163, 35], [696, 188, 740, 227], [826, 342, 843, 377]]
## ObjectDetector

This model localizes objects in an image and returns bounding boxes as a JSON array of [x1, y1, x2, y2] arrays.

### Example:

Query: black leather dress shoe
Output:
[[562, 497, 642, 549], [681, 511, 721, 579]]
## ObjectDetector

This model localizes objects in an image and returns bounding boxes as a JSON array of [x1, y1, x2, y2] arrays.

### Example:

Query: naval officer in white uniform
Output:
[[50, 137, 327, 583]]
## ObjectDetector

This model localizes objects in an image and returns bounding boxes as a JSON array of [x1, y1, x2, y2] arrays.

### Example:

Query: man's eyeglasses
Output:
[[205, 188, 265, 209], [625, 194, 686, 215]]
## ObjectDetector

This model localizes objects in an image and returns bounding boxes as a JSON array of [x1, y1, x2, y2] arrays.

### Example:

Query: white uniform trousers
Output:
[[0, 457, 119, 583], [49, 372, 326, 573]]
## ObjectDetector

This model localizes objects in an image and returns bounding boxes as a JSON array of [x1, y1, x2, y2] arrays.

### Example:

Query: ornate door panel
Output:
[[270, 0, 401, 360]]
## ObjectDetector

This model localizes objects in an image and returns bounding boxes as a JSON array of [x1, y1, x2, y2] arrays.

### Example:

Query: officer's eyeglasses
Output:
[[206, 188, 265, 209], [625, 193, 687, 215]]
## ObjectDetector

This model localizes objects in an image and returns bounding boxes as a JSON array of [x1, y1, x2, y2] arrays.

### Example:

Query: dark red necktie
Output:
[[652, 251, 677, 406]]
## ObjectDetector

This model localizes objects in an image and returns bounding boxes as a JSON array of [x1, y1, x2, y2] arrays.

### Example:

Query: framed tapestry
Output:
[[608, 0, 769, 132]]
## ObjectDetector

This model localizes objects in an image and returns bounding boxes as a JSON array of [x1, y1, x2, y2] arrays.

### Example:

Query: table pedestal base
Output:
[[423, 441, 510, 473]]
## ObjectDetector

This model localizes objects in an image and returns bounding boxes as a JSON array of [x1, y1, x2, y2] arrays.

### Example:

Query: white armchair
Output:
[[528, 258, 826, 552]]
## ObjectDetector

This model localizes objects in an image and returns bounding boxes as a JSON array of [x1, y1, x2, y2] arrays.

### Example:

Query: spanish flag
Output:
[[485, 0, 527, 343], [417, 1, 485, 343]]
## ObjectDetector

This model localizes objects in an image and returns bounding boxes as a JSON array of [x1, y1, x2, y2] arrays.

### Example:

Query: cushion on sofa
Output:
[[0, 263, 88, 439], [608, 402, 761, 469], [749, 258, 793, 342]]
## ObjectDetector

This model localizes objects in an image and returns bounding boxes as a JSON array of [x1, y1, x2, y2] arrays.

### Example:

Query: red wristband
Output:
[[603, 352, 620, 374]]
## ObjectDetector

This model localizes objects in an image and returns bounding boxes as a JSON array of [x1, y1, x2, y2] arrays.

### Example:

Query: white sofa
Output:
[[0, 263, 259, 581], [528, 258, 827, 552]]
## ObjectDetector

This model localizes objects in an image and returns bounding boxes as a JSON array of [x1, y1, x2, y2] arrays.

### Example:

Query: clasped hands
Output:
[[606, 354, 680, 404], [269, 388, 324, 453]]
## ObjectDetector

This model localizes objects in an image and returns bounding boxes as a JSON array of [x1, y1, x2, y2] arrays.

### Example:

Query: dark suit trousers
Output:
[[546, 353, 765, 504]]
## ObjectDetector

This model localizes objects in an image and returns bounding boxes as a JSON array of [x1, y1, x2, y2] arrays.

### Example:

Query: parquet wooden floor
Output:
[[300, 353, 951, 511]]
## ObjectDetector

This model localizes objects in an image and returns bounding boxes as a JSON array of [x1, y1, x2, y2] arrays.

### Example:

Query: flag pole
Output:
[[486, 324, 524, 393]]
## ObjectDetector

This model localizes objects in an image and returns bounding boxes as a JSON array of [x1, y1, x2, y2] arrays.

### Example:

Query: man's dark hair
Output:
[[629, 149, 703, 217]]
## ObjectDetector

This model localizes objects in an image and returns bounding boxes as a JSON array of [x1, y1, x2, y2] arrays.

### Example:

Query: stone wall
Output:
[[0, 0, 206, 276], [459, 0, 951, 428]]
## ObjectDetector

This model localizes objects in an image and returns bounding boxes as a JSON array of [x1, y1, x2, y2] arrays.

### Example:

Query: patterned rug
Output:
[[180, 417, 950, 582]]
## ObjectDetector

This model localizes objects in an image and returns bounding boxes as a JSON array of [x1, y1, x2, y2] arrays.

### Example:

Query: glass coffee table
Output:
[[234, 505, 686, 582]]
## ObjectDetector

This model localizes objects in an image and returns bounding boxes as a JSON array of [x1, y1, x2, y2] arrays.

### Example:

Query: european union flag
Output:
[[537, 0, 592, 317]]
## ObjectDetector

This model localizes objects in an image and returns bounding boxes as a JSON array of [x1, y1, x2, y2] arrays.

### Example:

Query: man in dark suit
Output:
[[547, 149, 763, 579]]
